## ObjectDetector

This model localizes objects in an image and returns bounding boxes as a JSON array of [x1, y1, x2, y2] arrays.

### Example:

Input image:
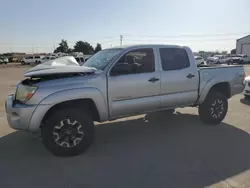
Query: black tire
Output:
[[199, 91, 228, 125], [21, 61, 25, 65], [42, 108, 95, 156]]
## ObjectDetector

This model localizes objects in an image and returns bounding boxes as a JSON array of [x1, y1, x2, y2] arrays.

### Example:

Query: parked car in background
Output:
[[194, 56, 205, 65], [5, 44, 245, 156], [40, 56, 57, 64], [237, 54, 250, 64], [21, 55, 44, 65], [213, 55, 228, 64], [0, 57, 9, 64], [74, 56, 85, 65], [243, 76, 250, 98], [74, 55, 92, 65], [227, 54, 244, 65], [206, 56, 219, 64]]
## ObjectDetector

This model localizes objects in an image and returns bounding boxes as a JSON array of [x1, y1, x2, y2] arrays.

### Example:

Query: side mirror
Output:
[[110, 62, 133, 76]]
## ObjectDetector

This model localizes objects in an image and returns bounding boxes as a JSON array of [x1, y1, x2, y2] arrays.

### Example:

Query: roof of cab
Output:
[[106, 44, 185, 50]]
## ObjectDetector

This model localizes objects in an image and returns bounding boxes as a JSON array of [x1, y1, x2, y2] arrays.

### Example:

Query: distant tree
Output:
[[67, 48, 73, 53], [94, 43, 102, 53], [231, 49, 236, 54], [54, 39, 69, 53], [73, 41, 94, 54]]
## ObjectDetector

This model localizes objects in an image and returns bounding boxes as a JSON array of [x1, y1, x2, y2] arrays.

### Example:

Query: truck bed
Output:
[[197, 64, 245, 103]]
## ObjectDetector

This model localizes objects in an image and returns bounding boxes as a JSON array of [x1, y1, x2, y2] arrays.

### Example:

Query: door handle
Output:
[[148, 77, 159, 83], [186, 74, 195, 79]]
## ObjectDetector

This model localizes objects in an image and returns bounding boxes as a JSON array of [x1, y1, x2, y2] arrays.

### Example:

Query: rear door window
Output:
[[159, 48, 190, 71]]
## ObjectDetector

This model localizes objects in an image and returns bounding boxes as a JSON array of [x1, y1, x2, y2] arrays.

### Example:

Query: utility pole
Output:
[[120, 35, 123, 46]]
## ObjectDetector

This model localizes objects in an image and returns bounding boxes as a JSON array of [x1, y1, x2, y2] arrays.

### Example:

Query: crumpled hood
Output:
[[24, 56, 96, 77]]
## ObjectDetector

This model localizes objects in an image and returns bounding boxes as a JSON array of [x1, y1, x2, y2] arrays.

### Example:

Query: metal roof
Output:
[[237, 34, 250, 41]]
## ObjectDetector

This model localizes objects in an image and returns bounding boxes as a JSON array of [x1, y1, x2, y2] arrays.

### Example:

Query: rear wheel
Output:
[[42, 108, 95, 156], [199, 91, 228, 125]]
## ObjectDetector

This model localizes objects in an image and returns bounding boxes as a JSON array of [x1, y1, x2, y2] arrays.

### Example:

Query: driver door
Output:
[[107, 48, 161, 118]]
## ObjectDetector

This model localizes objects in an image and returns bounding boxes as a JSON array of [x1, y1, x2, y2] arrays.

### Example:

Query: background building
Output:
[[236, 35, 250, 56]]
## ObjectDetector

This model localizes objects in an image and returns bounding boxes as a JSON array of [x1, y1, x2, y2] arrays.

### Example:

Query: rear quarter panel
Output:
[[197, 65, 245, 104]]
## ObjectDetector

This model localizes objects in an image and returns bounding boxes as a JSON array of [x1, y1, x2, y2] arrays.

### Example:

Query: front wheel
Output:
[[199, 91, 228, 125], [42, 108, 95, 156]]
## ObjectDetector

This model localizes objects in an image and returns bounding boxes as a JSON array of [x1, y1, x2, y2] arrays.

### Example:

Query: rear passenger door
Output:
[[159, 47, 199, 108]]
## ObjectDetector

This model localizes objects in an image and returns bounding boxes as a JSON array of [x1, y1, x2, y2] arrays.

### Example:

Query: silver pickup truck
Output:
[[5, 45, 245, 156]]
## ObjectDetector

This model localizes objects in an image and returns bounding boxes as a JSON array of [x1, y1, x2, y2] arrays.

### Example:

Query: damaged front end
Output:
[[15, 56, 97, 103]]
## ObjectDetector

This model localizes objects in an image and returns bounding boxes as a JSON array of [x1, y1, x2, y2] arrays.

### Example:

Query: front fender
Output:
[[28, 88, 108, 132]]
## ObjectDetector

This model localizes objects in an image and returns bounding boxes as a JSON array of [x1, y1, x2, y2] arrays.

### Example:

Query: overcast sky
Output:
[[0, 0, 250, 53]]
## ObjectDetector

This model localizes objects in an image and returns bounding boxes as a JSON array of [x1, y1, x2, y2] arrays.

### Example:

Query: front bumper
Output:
[[244, 82, 250, 96], [5, 95, 37, 131]]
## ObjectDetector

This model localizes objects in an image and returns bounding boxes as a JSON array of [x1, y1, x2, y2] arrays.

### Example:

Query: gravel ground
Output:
[[0, 64, 250, 188]]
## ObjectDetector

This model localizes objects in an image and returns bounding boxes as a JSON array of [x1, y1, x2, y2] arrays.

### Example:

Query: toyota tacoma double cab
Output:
[[5, 45, 245, 156]]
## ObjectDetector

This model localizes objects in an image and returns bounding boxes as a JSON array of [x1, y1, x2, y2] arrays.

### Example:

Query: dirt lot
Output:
[[0, 64, 250, 188]]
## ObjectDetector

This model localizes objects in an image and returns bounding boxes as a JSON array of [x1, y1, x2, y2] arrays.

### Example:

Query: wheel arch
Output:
[[198, 81, 231, 104], [28, 88, 109, 132], [209, 82, 231, 98], [41, 98, 100, 126]]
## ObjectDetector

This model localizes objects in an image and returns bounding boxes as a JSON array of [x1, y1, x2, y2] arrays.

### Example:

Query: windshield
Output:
[[84, 49, 122, 70]]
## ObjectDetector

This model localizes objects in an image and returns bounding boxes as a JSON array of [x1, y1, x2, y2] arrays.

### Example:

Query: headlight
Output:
[[15, 84, 38, 102]]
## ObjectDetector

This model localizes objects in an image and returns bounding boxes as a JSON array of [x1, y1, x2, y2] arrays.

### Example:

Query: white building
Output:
[[236, 35, 250, 56]]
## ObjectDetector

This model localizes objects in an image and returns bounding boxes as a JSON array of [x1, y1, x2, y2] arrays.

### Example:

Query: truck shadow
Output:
[[1, 112, 250, 188]]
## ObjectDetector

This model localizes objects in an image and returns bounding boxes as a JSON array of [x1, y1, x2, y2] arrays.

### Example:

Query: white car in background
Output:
[[214, 55, 228, 64], [194, 56, 205, 65], [21, 55, 44, 65], [40, 56, 57, 64], [206, 55, 228, 64], [243, 76, 250, 98], [0, 57, 9, 64], [238, 54, 250, 64], [74, 56, 85, 65], [206, 56, 219, 64]]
